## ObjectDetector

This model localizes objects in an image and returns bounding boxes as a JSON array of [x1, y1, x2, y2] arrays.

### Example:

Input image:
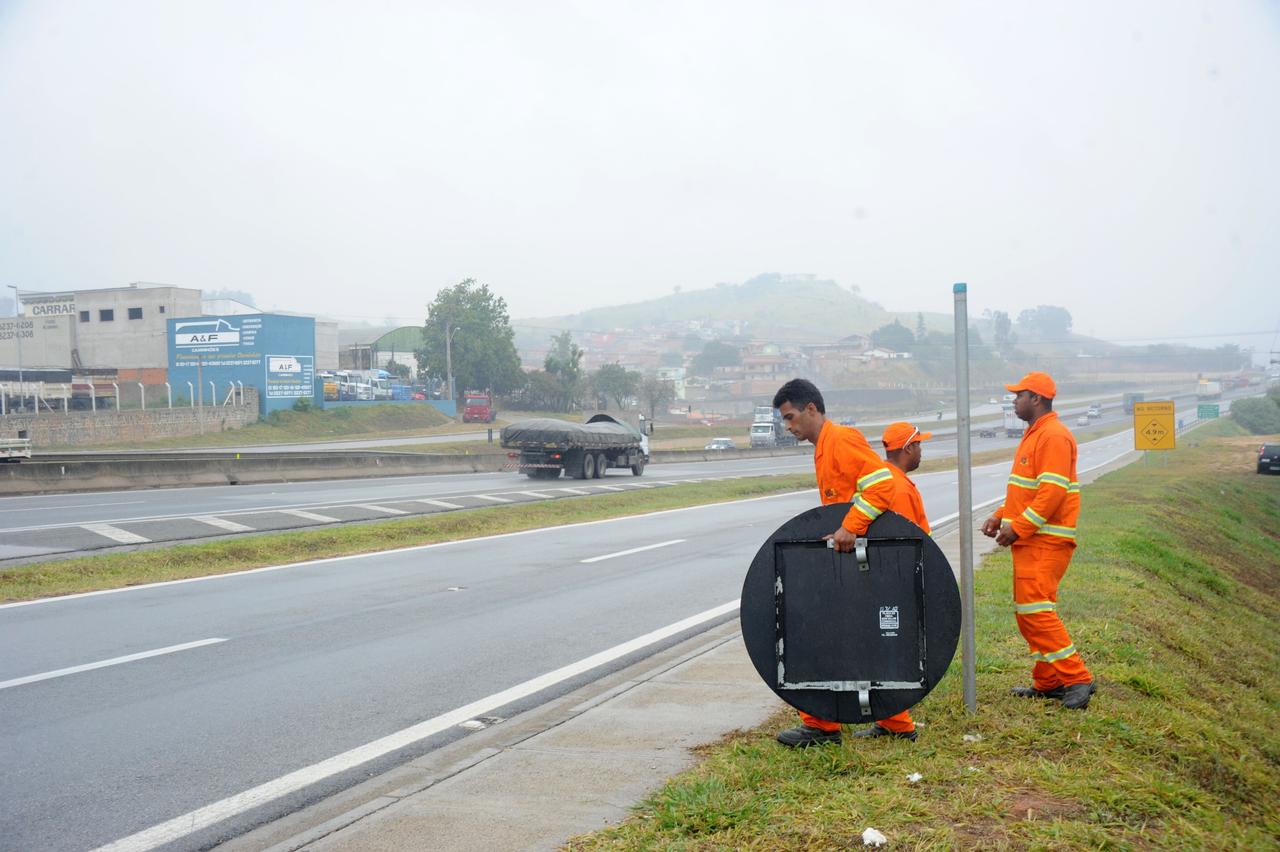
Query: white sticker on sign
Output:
[[269, 356, 301, 373]]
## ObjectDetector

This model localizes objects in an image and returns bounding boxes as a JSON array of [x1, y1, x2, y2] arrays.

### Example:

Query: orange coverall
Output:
[[799, 420, 898, 733], [992, 411, 1092, 691]]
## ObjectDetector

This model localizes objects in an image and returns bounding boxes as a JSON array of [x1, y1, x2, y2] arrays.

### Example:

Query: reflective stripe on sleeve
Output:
[[851, 494, 883, 520], [1038, 524, 1077, 540], [857, 467, 893, 489], [1067, 482, 1081, 493], [1015, 600, 1057, 614], [1008, 474, 1037, 490], [1021, 507, 1047, 528], [1038, 472, 1071, 490]]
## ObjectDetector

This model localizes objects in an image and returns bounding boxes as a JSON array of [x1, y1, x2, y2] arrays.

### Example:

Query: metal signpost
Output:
[[952, 282, 977, 713]]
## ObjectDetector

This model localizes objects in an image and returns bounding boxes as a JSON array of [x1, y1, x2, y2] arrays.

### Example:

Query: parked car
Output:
[[1258, 443, 1280, 475], [705, 437, 737, 451]]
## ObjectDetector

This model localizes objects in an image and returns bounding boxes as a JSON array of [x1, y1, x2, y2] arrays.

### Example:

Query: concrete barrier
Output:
[[0, 444, 814, 496]]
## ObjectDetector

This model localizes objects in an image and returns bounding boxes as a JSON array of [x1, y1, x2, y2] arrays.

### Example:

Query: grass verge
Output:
[[0, 474, 814, 603], [568, 419, 1280, 850]]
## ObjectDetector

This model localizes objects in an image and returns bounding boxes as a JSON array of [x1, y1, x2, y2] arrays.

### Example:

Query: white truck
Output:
[[1196, 380, 1222, 400], [749, 405, 798, 448]]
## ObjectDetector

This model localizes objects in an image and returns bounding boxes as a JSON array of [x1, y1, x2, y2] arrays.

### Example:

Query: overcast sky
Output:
[[2, 1, 1278, 354]]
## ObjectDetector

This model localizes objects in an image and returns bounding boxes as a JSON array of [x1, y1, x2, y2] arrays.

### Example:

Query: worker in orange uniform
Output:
[[982, 372, 1096, 710], [770, 379, 898, 748], [839, 420, 939, 741]]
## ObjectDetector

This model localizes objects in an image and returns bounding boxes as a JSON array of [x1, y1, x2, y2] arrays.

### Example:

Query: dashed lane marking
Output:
[[557, 488, 591, 495], [0, 638, 228, 691], [81, 523, 151, 544], [191, 516, 254, 533], [518, 491, 555, 499], [473, 494, 512, 503]]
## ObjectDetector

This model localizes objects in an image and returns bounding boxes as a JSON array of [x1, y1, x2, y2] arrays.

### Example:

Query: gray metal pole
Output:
[[953, 282, 977, 713]]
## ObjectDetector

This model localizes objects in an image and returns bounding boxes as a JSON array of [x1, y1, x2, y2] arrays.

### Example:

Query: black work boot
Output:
[[851, 724, 918, 742], [1010, 685, 1065, 700], [775, 724, 841, 748], [1060, 681, 1097, 710]]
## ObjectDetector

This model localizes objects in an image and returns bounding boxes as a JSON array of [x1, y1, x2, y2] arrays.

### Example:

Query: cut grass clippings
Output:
[[0, 474, 815, 603], [568, 419, 1280, 850]]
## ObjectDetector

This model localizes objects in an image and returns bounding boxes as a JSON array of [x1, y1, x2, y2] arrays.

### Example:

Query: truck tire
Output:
[[594, 453, 607, 478], [630, 459, 645, 476], [573, 452, 595, 480]]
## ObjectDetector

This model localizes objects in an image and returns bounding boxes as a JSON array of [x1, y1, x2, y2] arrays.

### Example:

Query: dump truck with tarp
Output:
[[502, 412, 650, 479]]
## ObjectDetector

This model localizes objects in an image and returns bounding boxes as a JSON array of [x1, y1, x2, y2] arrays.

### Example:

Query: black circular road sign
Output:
[[740, 504, 961, 724]]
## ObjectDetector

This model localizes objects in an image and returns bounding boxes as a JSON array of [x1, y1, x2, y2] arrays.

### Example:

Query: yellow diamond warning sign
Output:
[[1133, 401, 1176, 451]]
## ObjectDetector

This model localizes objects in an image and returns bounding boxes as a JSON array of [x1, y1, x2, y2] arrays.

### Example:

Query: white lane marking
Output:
[[473, 494, 511, 503], [580, 538, 687, 564], [91, 600, 739, 852], [519, 490, 555, 499], [357, 504, 409, 516], [0, 638, 227, 691], [0, 500, 147, 514], [414, 499, 463, 510], [81, 523, 151, 544], [625, 482, 654, 488], [2, 491, 810, 610], [279, 509, 340, 523], [558, 488, 591, 495], [191, 516, 254, 533], [594, 485, 623, 491]]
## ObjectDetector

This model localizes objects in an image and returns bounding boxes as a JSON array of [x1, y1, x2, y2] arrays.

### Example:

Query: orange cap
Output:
[[882, 422, 932, 451], [1004, 371, 1057, 399]]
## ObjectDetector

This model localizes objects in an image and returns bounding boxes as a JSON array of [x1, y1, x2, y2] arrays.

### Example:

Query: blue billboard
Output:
[[167, 313, 317, 418]]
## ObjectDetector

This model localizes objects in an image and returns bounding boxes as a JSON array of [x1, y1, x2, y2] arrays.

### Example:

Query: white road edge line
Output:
[[90, 601, 740, 852], [580, 538, 687, 564], [0, 638, 228, 691]]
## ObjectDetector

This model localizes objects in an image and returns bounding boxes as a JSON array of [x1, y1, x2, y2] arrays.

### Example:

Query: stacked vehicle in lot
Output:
[[502, 412, 649, 479]]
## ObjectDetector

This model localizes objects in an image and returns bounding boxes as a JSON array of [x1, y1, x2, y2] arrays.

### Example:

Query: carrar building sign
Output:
[[167, 313, 317, 417]]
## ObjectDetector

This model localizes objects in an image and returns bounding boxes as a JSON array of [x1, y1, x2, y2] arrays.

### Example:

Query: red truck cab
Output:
[[462, 390, 497, 423]]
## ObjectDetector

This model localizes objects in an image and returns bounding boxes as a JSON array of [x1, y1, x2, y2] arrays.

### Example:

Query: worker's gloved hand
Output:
[[824, 526, 858, 553], [995, 522, 1020, 547]]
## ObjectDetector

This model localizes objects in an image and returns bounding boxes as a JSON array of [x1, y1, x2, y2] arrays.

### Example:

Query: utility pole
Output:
[[444, 320, 454, 401]]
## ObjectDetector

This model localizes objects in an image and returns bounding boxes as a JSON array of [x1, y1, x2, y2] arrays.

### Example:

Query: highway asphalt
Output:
[[0, 406, 1200, 852], [0, 392, 1202, 564]]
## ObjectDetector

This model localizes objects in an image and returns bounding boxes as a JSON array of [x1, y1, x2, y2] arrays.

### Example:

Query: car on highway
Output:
[[705, 437, 737, 451], [1076, 414, 1091, 427], [1258, 443, 1280, 475], [1087, 404, 1102, 418], [988, 397, 999, 405], [977, 426, 998, 438]]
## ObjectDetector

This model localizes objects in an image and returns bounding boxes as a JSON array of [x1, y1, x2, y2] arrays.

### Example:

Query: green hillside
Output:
[[519, 274, 949, 343]]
